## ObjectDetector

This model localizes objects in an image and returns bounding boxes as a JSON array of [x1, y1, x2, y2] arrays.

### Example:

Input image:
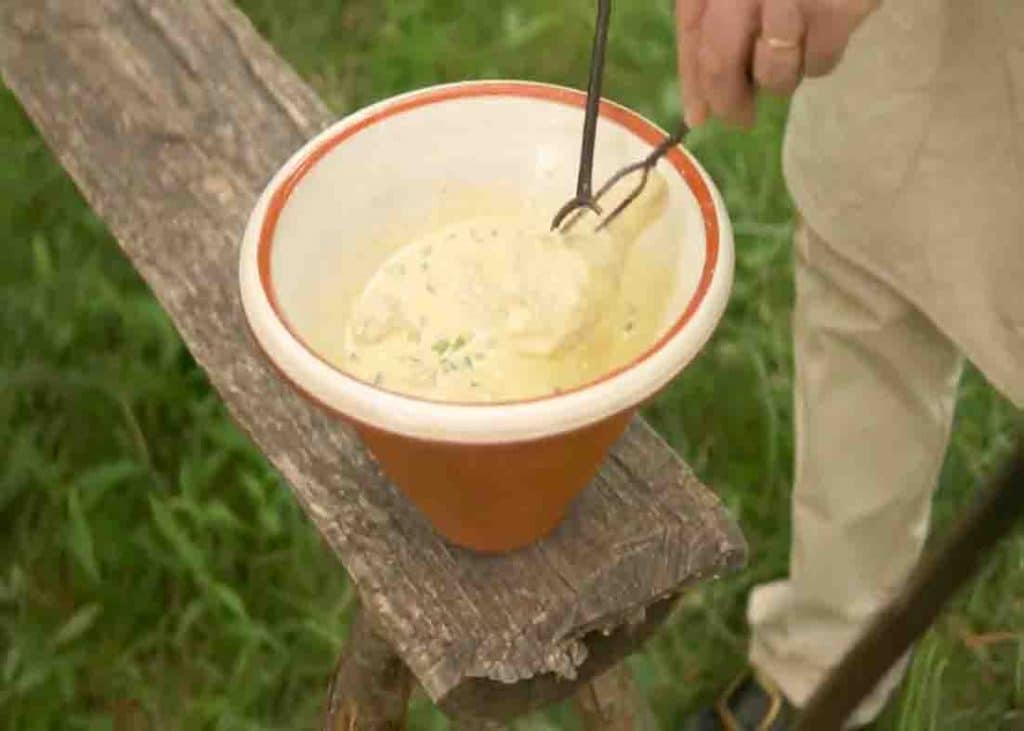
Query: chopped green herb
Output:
[[463, 356, 473, 369], [451, 333, 469, 351], [432, 338, 450, 355], [373, 372, 383, 386]]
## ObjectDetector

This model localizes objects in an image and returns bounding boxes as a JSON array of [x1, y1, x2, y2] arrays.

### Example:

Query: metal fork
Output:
[[550, 0, 690, 233]]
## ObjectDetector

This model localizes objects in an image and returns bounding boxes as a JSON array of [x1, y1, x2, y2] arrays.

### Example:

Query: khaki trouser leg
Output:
[[747, 222, 964, 727]]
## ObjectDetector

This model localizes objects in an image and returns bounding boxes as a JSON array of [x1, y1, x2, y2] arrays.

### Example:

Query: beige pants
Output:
[[747, 222, 964, 727]]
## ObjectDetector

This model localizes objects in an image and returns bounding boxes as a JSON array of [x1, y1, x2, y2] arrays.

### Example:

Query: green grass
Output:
[[1, 1, 1022, 728]]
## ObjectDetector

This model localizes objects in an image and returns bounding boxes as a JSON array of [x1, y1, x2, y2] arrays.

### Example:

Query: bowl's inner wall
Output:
[[269, 95, 708, 377]]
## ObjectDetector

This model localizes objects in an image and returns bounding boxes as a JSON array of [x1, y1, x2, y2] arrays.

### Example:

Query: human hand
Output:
[[676, 0, 880, 128]]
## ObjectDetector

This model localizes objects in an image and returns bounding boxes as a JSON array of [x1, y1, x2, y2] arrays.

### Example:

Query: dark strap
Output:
[[715, 673, 785, 731], [794, 444, 1024, 730]]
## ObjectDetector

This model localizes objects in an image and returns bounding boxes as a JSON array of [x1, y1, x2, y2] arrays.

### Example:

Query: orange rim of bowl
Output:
[[256, 81, 720, 409]]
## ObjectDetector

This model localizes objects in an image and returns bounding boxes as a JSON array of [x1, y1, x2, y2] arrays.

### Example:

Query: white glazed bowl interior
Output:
[[239, 81, 734, 444]]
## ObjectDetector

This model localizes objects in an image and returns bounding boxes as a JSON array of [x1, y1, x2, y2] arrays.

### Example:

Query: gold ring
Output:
[[764, 36, 800, 50]]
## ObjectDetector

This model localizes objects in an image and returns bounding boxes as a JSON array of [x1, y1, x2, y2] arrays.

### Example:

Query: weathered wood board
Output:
[[0, 0, 745, 716]]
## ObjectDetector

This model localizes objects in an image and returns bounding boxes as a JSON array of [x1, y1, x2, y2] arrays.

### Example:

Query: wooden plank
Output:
[[440, 594, 677, 718], [0, 0, 746, 717]]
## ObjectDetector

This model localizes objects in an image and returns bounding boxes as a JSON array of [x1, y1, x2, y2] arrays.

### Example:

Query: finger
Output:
[[803, 0, 877, 77], [678, 28, 710, 125], [753, 40, 803, 96], [753, 0, 805, 96], [677, 0, 706, 30], [676, 0, 709, 126], [696, 0, 760, 127]]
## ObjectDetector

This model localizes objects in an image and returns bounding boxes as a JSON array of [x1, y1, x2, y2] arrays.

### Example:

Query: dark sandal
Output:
[[683, 671, 796, 731]]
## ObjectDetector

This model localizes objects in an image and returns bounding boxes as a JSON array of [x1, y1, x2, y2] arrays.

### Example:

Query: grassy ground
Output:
[[1, 1, 1022, 728]]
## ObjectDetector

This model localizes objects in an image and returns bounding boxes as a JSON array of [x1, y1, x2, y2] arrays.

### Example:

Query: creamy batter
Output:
[[337, 172, 671, 402]]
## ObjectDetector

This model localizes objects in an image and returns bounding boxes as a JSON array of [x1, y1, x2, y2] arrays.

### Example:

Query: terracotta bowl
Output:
[[239, 81, 733, 553]]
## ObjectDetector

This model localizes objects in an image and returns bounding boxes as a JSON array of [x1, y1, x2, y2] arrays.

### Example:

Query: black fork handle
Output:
[[575, 0, 612, 203], [795, 444, 1024, 730]]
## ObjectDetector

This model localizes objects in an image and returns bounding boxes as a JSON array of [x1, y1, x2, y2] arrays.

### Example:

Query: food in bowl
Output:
[[320, 172, 670, 403], [239, 81, 733, 552]]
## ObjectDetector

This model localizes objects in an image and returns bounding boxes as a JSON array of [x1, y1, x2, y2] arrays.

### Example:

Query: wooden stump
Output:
[[325, 610, 413, 731], [576, 664, 657, 731]]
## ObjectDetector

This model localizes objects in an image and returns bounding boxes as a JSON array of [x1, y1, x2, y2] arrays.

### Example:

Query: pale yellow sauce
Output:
[[328, 172, 672, 402]]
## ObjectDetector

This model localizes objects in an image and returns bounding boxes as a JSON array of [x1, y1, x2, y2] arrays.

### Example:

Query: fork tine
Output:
[[596, 165, 651, 232], [593, 159, 648, 202], [551, 196, 603, 231], [553, 119, 691, 234]]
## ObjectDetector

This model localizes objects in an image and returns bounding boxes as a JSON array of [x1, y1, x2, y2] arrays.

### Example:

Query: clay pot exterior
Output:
[[356, 411, 633, 552], [239, 81, 733, 552]]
